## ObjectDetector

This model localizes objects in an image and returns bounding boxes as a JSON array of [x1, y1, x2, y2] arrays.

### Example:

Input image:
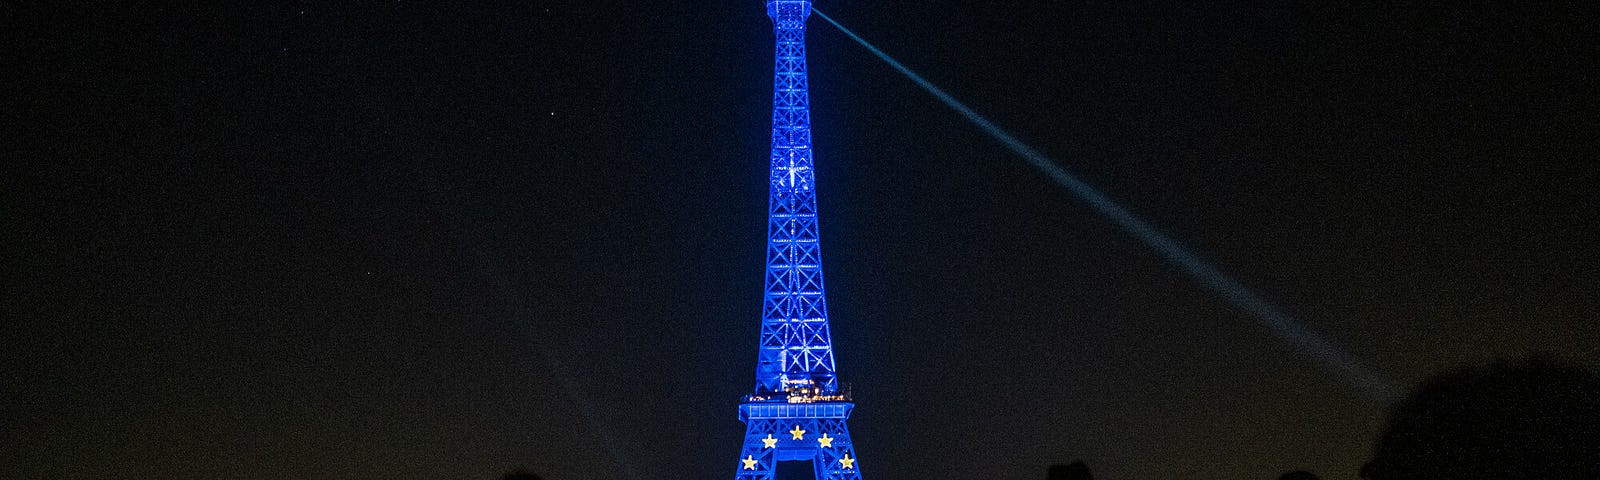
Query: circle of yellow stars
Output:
[[741, 425, 854, 470]]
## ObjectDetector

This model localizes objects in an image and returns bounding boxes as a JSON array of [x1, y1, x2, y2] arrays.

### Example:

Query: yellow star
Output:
[[761, 434, 779, 449], [840, 454, 855, 469], [817, 433, 834, 448], [742, 455, 758, 470], [789, 425, 806, 440]]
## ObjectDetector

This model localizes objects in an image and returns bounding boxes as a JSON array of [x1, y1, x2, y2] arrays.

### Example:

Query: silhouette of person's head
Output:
[[501, 468, 543, 480], [1047, 460, 1094, 480], [1278, 470, 1319, 480], [1361, 358, 1600, 480]]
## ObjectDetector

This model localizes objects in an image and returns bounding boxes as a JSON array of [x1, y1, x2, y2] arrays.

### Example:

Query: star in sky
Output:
[[789, 425, 806, 440], [840, 453, 855, 469], [817, 433, 833, 448], [742, 455, 758, 470], [762, 434, 779, 448]]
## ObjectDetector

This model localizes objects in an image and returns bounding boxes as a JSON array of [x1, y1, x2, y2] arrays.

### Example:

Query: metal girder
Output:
[[737, 3, 867, 480]]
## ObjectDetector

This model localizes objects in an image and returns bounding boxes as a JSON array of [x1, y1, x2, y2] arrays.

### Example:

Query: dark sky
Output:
[[4, 1, 1597, 479]]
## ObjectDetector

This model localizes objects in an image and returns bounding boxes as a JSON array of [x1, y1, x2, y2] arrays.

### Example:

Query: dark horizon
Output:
[[4, 1, 1597, 479]]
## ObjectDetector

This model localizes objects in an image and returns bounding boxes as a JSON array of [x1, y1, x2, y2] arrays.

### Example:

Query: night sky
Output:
[[4, 1, 1597, 479]]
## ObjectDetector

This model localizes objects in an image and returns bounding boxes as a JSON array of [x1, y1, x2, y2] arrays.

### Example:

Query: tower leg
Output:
[[735, 418, 778, 480], [815, 418, 862, 480]]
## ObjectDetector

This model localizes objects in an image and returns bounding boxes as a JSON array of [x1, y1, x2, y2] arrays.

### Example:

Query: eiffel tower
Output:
[[732, 1, 864, 479]]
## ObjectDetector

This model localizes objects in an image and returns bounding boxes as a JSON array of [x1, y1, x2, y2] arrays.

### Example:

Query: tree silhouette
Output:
[[1047, 460, 1094, 480], [1278, 470, 1319, 480], [501, 468, 543, 480], [1361, 357, 1600, 480]]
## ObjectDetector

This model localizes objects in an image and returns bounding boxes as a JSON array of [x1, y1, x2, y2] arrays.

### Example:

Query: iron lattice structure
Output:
[[734, 1, 864, 479]]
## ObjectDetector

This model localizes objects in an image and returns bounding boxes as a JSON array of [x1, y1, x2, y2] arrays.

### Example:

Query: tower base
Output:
[[734, 402, 863, 480]]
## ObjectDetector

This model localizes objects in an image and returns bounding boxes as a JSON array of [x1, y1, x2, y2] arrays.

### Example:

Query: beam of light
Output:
[[410, 160, 645, 480], [812, 8, 1402, 404]]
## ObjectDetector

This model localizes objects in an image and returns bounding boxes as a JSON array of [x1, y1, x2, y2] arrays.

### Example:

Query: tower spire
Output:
[[734, 2, 866, 479], [755, 0, 838, 397]]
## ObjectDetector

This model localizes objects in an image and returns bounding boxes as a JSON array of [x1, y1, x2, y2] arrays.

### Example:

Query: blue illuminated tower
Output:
[[733, 1, 864, 479]]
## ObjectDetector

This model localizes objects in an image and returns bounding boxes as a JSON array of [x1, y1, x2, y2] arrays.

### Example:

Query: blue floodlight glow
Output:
[[733, 2, 867, 480], [812, 8, 1400, 405]]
